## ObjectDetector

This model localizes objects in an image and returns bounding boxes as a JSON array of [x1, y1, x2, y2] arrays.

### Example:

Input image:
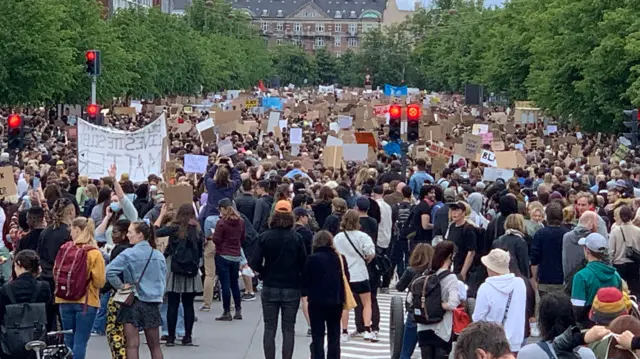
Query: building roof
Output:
[[233, 0, 385, 20]]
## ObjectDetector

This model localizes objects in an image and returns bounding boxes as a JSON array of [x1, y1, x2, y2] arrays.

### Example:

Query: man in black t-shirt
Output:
[[411, 185, 433, 246], [447, 201, 477, 282]]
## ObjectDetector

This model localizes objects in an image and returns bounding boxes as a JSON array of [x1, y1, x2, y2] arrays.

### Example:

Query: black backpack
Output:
[[395, 202, 414, 240], [409, 269, 450, 325], [171, 238, 201, 277], [1, 281, 47, 358]]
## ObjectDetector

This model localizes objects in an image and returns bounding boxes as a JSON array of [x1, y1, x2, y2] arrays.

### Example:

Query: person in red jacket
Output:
[[212, 198, 246, 321]]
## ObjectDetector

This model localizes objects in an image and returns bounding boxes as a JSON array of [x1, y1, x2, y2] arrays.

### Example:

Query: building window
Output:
[[293, 22, 302, 32], [315, 37, 325, 47], [334, 36, 341, 46], [348, 23, 357, 34], [334, 23, 342, 32], [293, 37, 301, 46], [365, 23, 373, 32], [316, 23, 324, 32], [276, 39, 283, 45], [348, 37, 358, 47], [336, 52, 341, 57], [276, 22, 284, 31], [261, 22, 269, 31]]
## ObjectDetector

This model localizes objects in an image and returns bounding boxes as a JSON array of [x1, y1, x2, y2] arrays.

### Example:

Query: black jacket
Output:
[[312, 201, 332, 229], [492, 233, 530, 278], [302, 247, 348, 306], [294, 224, 313, 256], [0, 273, 51, 328], [37, 224, 71, 279], [16, 228, 44, 253], [250, 228, 308, 290], [133, 197, 150, 218], [102, 243, 132, 293], [253, 195, 274, 234], [235, 193, 257, 225]]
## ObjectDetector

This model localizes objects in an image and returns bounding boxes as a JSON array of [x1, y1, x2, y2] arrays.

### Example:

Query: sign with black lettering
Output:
[[77, 116, 164, 182]]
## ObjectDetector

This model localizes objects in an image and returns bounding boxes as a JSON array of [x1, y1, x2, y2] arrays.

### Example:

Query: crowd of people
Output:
[[2, 88, 640, 359]]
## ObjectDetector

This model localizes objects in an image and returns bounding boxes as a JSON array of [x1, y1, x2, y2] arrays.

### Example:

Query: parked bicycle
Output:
[[25, 329, 73, 359]]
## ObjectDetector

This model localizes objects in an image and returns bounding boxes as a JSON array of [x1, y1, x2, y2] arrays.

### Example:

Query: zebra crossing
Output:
[[340, 290, 420, 359]]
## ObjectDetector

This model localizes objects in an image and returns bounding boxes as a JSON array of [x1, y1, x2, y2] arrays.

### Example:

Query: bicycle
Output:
[[25, 329, 73, 359]]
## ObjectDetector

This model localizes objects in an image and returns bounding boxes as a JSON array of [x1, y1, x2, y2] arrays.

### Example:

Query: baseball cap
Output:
[[275, 200, 292, 213], [578, 233, 608, 253], [356, 196, 370, 211], [293, 207, 308, 218], [448, 201, 467, 211]]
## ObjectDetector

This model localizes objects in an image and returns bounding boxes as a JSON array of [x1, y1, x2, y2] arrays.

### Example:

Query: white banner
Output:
[[78, 115, 165, 182], [318, 85, 335, 94]]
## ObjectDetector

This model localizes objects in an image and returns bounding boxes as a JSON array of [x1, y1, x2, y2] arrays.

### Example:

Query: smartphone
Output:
[[33, 177, 40, 189], [220, 158, 229, 164]]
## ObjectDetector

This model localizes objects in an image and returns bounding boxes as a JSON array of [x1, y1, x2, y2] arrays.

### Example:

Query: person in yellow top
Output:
[[55, 217, 106, 359]]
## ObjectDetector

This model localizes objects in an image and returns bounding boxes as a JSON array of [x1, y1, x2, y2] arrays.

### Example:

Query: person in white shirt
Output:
[[373, 186, 393, 293], [473, 249, 527, 353], [333, 210, 377, 342]]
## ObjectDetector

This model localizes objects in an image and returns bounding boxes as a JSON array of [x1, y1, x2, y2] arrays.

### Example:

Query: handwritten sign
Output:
[[77, 116, 164, 182], [480, 150, 498, 167], [427, 143, 453, 159], [245, 99, 258, 109], [0, 167, 16, 199], [183, 154, 208, 174], [483, 168, 514, 182], [460, 134, 482, 158]]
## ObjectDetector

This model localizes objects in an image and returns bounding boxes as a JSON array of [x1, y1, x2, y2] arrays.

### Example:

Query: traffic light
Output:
[[7, 114, 24, 150], [389, 104, 402, 140], [623, 109, 639, 148], [407, 104, 421, 142], [87, 103, 99, 119], [85, 50, 101, 76]]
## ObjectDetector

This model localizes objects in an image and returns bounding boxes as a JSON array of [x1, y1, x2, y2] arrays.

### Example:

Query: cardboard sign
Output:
[[113, 107, 136, 116], [343, 144, 368, 162], [324, 146, 344, 169], [245, 99, 258, 109], [495, 151, 526, 169], [483, 168, 515, 182], [491, 140, 505, 151], [0, 167, 16, 199], [460, 134, 482, 158], [413, 145, 428, 159], [480, 132, 494, 144], [571, 145, 582, 158], [427, 143, 453, 159], [480, 150, 498, 167], [472, 124, 489, 134], [165, 184, 193, 209], [354, 132, 377, 150], [183, 154, 208, 174], [588, 156, 601, 166]]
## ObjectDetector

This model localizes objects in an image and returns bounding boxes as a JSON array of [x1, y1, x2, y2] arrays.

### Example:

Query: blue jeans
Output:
[[92, 292, 110, 334], [204, 215, 220, 238], [215, 255, 242, 312], [161, 301, 185, 337], [59, 303, 98, 359], [399, 313, 418, 359]]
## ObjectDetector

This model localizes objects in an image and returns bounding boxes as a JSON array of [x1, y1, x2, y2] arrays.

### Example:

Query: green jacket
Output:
[[571, 261, 622, 307]]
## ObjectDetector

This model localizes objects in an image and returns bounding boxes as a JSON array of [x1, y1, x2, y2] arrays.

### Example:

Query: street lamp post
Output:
[[204, 0, 214, 32]]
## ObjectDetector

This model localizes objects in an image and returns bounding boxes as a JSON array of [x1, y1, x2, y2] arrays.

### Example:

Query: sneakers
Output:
[[364, 331, 373, 341], [242, 293, 256, 301], [307, 328, 312, 337], [349, 331, 364, 338], [340, 333, 350, 343], [199, 305, 211, 312], [530, 322, 540, 337], [370, 331, 379, 342]]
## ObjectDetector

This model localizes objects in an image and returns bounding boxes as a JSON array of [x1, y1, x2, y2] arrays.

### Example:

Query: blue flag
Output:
[[384, 84, 408, 97], [261, 97, 283, 110]]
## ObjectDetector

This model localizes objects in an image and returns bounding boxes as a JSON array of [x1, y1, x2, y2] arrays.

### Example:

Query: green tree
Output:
[[315, 48, 338, 85], [271, 45, 318, 86]]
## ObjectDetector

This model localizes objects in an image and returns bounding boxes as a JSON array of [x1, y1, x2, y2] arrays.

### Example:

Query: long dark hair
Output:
[[538, 292, 576, 341], [15, 249, 40, 276], [173, 204, 199, 239], [215, 166, 231, 188], [268, 211, 294, 229], [97, 187, 112, 218], [431, 241, 456, 271], [112, 219, 131, 245]]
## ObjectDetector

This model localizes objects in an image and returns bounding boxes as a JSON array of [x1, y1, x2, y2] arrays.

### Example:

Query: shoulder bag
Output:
[[336, 252, 357, 310], [113, 248, 154, 306], [501, 290, 514, 326], [620, 228, 640, 264], [344, 231, 391, 278]]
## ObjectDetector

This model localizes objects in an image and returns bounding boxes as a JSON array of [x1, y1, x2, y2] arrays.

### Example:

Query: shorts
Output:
[[349, 280, 371, 295]]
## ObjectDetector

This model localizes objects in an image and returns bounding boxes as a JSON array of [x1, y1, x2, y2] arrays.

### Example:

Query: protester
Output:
[[608, 205, 640, 294]]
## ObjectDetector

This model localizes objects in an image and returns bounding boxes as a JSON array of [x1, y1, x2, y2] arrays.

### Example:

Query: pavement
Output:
[[86, 297, 314, 359]]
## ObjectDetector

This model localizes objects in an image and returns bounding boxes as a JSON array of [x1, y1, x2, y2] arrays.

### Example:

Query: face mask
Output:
[[110, 202, 121, 213]]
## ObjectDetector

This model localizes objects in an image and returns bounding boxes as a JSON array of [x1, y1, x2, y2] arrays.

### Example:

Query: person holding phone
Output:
[[199, 156, 242, 238]]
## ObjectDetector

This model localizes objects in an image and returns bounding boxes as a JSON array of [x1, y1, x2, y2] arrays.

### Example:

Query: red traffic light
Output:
[[7, 114, 21, 129], [407, 104, 421, 121], [86, 51, 96, 61], [389, 105, 401, 119], [87, 104, 99, 116]]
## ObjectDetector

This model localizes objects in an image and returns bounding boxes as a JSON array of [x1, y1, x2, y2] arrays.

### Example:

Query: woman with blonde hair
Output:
[[76, 175, 90, 213], [493, 214, 530, 277], [55, 217, 106, 359], [323, 198, 348, 236], [333, 210, 377, 342], [525, 201, 545, 237]]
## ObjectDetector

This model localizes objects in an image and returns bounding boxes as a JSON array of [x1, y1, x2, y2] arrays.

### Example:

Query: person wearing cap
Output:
[[446, 201, 478, 285], [473, 248, 528, 353], [571, 233, 623, 328], [587, 287, 628, 327], [250, 200, 308, 359]]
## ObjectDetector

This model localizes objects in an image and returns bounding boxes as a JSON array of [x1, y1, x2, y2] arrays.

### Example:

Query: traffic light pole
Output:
[[401, 141, 409, 179], [91, 76, 97, 104]]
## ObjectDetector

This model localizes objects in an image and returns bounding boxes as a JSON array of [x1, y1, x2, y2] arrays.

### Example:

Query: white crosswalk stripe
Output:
[[340, 290, 421, 359]]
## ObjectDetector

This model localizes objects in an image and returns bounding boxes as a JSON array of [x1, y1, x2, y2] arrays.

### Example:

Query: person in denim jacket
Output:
[[106, 220, 166, 359]]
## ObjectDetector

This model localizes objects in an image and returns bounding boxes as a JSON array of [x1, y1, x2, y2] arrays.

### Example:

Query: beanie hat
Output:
[[589, 287, 627, 325]]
